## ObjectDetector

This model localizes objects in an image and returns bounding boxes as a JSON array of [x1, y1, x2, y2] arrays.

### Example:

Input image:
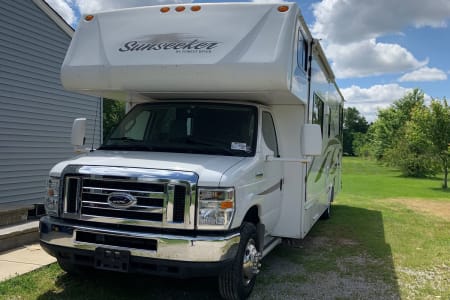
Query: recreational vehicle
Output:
[[40, 3, 344, 299]]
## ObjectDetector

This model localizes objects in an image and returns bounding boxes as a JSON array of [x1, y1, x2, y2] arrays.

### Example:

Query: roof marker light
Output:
[[175, 6, 186, 12], [84, 15, 94, 21], [191, 5, 201, 12], [278, 5, 289, 12], [160, 7, 170, 13]]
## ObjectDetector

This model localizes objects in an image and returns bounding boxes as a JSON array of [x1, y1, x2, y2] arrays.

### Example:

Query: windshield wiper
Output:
[[186, 137, 222, 147], [186, 137, 237, 155], [108, 137, 142, 142], [98, 144, 153, 151]]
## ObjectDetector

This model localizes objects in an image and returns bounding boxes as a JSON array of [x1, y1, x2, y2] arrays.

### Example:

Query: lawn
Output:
[[0, 157, 449, 299]]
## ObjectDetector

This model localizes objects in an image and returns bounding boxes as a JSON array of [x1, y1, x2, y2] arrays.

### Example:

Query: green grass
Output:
[[342, 157, 449, 201], [0, 157, 449, 299]]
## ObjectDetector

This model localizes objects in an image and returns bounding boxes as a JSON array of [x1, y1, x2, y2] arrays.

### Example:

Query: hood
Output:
[[50, 150, 246, 186]]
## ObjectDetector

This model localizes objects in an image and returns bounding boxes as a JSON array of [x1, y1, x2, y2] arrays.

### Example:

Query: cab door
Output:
[[258, 110, 283, 232]]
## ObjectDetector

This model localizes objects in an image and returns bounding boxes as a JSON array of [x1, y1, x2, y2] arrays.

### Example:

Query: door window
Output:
[[262, 112, 279, 157], [312, 94, 324, 134]]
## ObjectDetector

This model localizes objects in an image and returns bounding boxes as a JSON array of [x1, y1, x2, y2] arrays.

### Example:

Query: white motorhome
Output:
[[40, 3, 344, 299]]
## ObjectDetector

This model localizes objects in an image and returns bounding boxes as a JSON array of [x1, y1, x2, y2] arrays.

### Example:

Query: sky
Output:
[[46, 0, 450, 122]]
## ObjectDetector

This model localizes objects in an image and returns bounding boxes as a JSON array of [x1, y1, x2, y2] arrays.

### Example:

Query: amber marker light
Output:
[[220, 201, 234, 210], [191, 5, 201, 12], [175, 6, 186, 12], [160, 7, 170, 13], [277, 5, 289, 12], [84, 15, 94, 21]]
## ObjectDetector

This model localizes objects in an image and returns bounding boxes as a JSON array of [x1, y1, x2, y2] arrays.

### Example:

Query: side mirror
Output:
[[301, 124, 322, 156], [71, 118, 86, 147]]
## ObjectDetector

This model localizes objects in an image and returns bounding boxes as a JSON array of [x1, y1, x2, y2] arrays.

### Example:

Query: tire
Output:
[[218, 222, 261, 300]]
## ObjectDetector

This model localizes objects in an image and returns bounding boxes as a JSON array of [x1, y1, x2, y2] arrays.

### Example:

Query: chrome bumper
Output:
[[40, 216, 240, 262]]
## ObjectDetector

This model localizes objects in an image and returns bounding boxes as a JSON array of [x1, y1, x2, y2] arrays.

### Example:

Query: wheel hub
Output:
[[242, 238, 261, 285]]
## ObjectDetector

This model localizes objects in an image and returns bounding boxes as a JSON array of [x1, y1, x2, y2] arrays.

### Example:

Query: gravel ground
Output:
[[250, 238, 401, 300]]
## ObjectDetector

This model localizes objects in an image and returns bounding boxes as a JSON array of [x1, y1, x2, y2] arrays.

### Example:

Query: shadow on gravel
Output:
[[36, 205, 400, 300], [252, 204, 401, 299]]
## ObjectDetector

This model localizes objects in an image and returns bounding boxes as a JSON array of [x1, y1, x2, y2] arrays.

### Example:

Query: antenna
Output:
[[91, 97, 101, 152]]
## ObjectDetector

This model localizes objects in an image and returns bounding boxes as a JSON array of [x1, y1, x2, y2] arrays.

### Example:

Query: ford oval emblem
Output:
[[107, 192, 137, 209]]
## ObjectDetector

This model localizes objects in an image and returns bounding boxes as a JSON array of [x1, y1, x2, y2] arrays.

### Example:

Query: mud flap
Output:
[[256, 223, 265, 251]]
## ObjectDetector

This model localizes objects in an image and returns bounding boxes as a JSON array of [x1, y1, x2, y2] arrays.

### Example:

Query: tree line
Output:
[[344, 89, 449, 189]]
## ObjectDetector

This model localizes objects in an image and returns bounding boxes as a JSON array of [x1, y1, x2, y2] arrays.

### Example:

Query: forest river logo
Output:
[[118, 33, 221, 54]]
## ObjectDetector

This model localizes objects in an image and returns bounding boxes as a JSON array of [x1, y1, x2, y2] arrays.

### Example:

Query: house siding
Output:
[[0, 0, 102, 206]]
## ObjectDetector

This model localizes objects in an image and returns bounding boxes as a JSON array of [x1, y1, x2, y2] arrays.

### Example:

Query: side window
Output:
[[312, 94, 324, 134], [262, 111, 279, 157], [297, 29, 308, 72]]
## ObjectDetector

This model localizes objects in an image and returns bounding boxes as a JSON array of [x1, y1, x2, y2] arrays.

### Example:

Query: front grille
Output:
[[61, 166, 197, 229], [173, 185, 186, 223], [64, 177, 80, 214], [80, 178, 166, 223]]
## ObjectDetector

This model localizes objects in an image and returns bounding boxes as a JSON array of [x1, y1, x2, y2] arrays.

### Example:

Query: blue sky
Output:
[[46, 0, 450, 122]]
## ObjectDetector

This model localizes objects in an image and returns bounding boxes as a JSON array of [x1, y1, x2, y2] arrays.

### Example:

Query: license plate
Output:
[[94, 248, 130, 272]]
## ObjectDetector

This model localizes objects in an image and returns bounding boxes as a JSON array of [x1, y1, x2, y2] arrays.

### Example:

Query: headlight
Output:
[[45, 177, 60, 216], [197, 188, 235, 230]]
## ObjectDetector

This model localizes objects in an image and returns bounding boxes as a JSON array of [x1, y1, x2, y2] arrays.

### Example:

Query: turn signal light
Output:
[[220, 201, 234, 209], [278, 5, 289, 12]]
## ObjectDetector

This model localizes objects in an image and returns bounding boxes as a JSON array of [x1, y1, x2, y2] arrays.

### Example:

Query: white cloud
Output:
[[311, 0, 450, 79], [45, 0, 76, 25], [312, 0, 450, 45], [326, 40, 427, 78], [398, 67, 448, 82], [341, 84, 414, 122]]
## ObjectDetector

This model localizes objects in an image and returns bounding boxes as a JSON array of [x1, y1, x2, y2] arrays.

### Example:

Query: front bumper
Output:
[[40, 216, 240, 277]]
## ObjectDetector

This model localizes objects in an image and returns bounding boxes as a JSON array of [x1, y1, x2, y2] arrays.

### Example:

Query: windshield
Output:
[[100, 102, 258, 157]]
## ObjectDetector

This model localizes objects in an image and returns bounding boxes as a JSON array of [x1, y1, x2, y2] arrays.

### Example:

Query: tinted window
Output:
[[297, 29, 308, 71], [262, 111, 279, 157], [313, 94, 324, 134]]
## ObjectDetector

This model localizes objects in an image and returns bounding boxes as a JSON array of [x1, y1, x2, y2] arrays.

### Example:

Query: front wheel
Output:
[[218, 222, 261, 300]]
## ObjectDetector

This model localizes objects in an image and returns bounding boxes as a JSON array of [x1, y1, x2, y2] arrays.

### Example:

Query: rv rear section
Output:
[[40, 3, 344, 299]]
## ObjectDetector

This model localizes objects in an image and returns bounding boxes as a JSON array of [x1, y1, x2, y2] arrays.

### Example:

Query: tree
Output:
[[103, 98, 126, 141], [343, 107, 369, 155], [369, 89, 425, 160], [412, 99, 450, 188], [358, 89, 448, 188], [385, 106, 439, 177]]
